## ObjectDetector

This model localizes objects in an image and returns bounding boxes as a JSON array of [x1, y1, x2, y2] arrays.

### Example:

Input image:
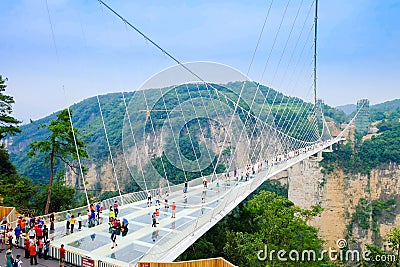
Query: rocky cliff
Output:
[[271, 157, 400, 250]]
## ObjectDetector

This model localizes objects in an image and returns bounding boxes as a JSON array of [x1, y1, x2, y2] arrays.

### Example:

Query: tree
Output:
[[0, 75, 21, 140], [34, 180, 76, 213], [28, 109, 88, 214], [223, 191, 326, 266], [386, 227, 400, 266]]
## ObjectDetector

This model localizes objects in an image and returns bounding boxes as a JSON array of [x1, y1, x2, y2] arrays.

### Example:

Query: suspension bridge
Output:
[[7, 0, 363, 266]]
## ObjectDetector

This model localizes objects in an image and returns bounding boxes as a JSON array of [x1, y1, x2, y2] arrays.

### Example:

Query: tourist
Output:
[[14, 255, 22, 267], [109, 207, 115, 222], [171, 202, 176, 218], [28, 228, 35, 240], [7, 230, 13, 249], [121, 218, 129, 237], [35, 225, 42, 241], [155, 194, 160, 207], [4, 248, 13, 267], [113, 201, 119, 217], [151, 212, 157, 227], [69, 215, 76, 233], [203, 177, 208, 188], [147, 191, 152, 207], [37, 238, 44, 259], [96, 202, 102, 221], [155, 209, 160, 224], [14, 224, 21, 246], [90, 209, 96, 225], [110, 227, 117, 249], [43, 240, 50, 260], [24, 238, 30, 259], [42, 225, 48, 242], [77, 213, 83, 230], [183, 182, 188, 203], [49, 212, 55, 231], [86, 210, 92, 227], [59, 244, 65, 267], [164, 191, 169, 211], [65, 211, 71, 231], [29, 242, 37, 265]]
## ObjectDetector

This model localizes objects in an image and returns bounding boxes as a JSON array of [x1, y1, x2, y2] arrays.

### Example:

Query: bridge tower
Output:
[[355, 99, 370, 135]]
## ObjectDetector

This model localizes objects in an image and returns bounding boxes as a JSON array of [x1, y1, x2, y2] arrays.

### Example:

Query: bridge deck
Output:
[[42, 139, 341, 267]]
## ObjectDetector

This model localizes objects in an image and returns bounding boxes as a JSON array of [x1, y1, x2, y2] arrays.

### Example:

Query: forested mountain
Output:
[[370, 98, 400, 121], [336, 103, 356, 115], [6, 81, 345, 192]]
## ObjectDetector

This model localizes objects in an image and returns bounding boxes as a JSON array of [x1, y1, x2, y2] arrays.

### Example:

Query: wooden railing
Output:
[[138, 258, 236, 267], [0, 206, 16, 223]]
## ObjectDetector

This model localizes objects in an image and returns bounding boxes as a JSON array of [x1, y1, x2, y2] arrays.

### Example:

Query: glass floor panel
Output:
[[138, 229, 169, 244], [68, 234, 111, 251], [108, 242, 149, 262]]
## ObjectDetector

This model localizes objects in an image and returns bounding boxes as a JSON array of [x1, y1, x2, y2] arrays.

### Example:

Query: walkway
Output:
[[38, 138, 341, 267]]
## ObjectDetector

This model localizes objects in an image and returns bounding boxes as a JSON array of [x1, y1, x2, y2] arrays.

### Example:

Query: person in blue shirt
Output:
[[14, 225, 22, 245], [91, 210, 96, 225], [121, 218, 128, 237]]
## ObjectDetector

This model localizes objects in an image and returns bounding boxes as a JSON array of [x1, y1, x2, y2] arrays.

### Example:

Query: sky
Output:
[[1, 0, 399, 123]]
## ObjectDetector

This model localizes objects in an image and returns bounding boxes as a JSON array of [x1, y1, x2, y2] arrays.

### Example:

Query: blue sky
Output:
[[1, 0, 399, 123]]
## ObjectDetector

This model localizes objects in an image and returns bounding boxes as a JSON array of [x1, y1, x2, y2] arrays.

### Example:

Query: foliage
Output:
[[0, 173, 37, 210], [361, 244, 394, 267], [351, 198, 371, 231], [0, 145, 16, 176], [385, 227, 400, 265], [321, 120, 400, 175], [347, 198, 396, 240], [180, 190, 326, 267], [8, 82, 342, 188], [27, 109, 88, 214], [251, 179, 288, 198], [0, 75, 21, 140], [33, 180, 76, 214]]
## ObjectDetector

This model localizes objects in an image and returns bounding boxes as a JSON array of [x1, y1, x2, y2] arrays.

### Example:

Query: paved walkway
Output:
[[0, 246, 65, 267], [6, 140, 337, 267]]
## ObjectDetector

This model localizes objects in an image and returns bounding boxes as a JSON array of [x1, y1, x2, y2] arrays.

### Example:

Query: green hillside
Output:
[[7, 81, 345, 189], [370, 99, 400, 121]]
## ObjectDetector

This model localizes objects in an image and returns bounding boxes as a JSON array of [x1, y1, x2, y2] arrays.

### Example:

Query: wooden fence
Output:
[[0, 206, 16, 223]]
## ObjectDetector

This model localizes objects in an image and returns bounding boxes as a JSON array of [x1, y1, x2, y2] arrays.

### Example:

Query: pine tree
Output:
[[28, 109, 88, 214]]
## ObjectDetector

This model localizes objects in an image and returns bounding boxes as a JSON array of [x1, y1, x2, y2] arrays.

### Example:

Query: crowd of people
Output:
[[0, 214, 60, 266], [1, 142, 330, 266]]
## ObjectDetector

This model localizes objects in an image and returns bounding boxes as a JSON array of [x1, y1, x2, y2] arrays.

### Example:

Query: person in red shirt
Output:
[[59, 244, 66, 267], [171, 202, 177, 218], [29, 242, 37, 265], [24, 238, 30, 259]]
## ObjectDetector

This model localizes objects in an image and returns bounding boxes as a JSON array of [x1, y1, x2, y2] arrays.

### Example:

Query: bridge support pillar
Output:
[[317, 150, 323, 161]]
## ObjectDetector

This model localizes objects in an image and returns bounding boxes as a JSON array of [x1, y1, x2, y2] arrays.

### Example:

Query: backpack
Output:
[[13, 259, 19, 267]]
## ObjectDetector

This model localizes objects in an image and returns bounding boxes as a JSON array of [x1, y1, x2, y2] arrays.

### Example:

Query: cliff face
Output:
[[274, 158, 400, 250]]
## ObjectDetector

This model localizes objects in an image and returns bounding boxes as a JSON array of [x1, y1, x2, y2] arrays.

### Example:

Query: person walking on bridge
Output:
[[171, 202, 176, 218], [147, 191, 152, 207], [113, 201, 119, 217], [110, 227, 117, 249]]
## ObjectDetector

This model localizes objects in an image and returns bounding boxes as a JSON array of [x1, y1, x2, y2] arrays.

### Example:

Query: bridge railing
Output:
[[138, 141, 338, 263]]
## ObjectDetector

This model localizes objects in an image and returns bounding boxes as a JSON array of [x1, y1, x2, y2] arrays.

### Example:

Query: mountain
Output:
[[5, 81, 345, 195], [372, 98, 400, 112], [336, 104, 356, 115]]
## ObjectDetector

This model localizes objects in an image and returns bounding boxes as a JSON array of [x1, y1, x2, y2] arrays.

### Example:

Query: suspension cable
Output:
[[96, 95, 124, 204]]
